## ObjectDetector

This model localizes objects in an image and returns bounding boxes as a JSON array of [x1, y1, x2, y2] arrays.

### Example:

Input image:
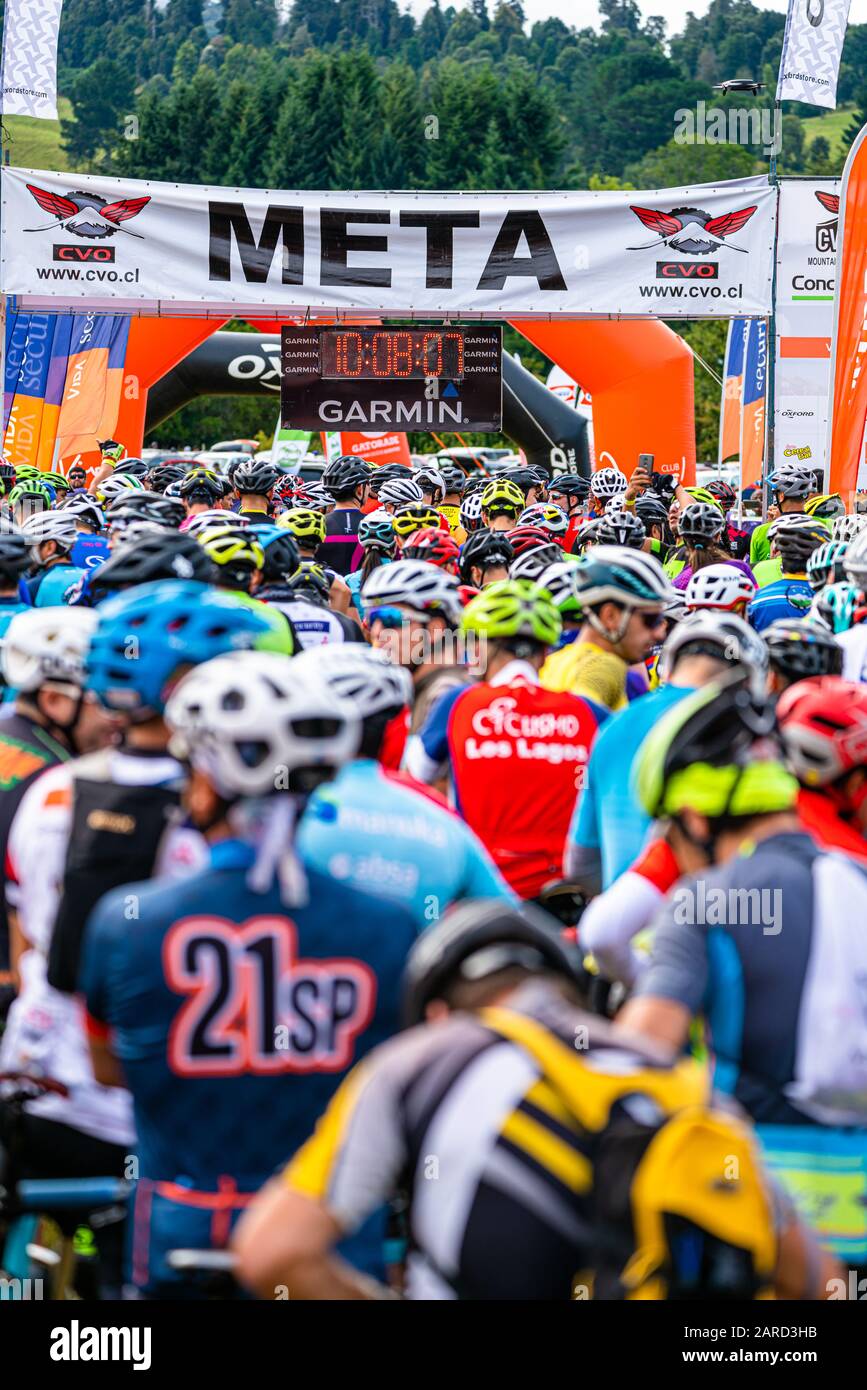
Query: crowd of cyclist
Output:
[[0, 437, 865, 1300]]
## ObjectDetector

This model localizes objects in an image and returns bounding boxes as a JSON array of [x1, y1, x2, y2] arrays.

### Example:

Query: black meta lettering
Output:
[[320, 210, 391, 287], [286, 976, 318, 1052], [208, 201, 304, 284], [399, 212, 479, 288], [322, 976, 361, 1052], [477, 211, 567, 291]]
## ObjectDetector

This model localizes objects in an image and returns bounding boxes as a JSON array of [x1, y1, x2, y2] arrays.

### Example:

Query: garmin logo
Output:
[[50, 1321, 152, 1370], [318, 398, 465, 426]]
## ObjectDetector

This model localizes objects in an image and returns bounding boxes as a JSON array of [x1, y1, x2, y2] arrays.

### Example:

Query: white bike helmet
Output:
[[166, 651, 359, 800], [379, 477, 424, 508], [2, 607, 97, 691], [684, 563, 757, 612], [20, 509, 79, 559], [658, 610, 768, 687], [590, 466, 628, 499], [293, 643, 413, 719], [361, 558, 463, 623], [459, 491, 484, 531], [412, 465, 447, 503], [844, 528, 867, 588], [182, 509, 245, 537], [832, 513, 867, 544], [61, 495, 106, 531]]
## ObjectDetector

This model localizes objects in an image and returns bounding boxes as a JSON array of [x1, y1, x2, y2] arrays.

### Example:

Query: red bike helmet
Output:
[[777, 675, 867, 804], [506, 524, 552, 558], [401, 526, 461, 573], [457, 583, 481, 606], [705, 479, 737, 509]]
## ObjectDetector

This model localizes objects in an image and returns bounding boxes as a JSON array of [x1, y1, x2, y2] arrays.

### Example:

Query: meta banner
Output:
[[774, 177, 840, 477], [0, 166, 778, 318]]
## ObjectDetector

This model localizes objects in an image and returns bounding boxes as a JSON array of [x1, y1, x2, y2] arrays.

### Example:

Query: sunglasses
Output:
[[636, 610, 666, 629], [368, 605, 430, 630]]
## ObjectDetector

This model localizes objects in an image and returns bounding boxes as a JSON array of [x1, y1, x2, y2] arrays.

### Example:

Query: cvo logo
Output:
[[628, 203, 757, 256], [815, 189, 839, 253], [25, 184, 150, 240], [53, 245, 115, 263], [656, 262, 719, 279]]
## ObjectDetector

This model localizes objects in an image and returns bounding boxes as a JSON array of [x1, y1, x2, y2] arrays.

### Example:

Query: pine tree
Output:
[[222, 0, 278, 47]]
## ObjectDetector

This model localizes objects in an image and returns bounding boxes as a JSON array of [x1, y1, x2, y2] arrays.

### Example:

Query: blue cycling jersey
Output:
[[297, 759, 515, 928], [80, 837, 418, 1291], [747, 576, 813, 632]]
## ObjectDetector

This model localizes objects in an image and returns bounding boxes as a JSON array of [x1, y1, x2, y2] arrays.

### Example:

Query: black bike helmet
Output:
[[113, 456, 150, 479], [179, 471, 226, 504], [321, 455, 373, 499], [256, 529, 301, 585], [370, 463, 411, 496], [234, 460, 280, 497], [705, 479, 737, 509], [401, 900, 582, 1028], [770, 515, 829, 572], [764, 619, 844, 682], [0, 461, 17, 496], [287, 560, 331, 603], [438, 464, 466, 495], [548, 472, 590, 505], [148, 462, 188, 493], [595, 510, 647, 549], [459, 529, 515, 584], [0, 530, 31, 585], [90, 530, 215, 601], [108, 491, 186, 529]]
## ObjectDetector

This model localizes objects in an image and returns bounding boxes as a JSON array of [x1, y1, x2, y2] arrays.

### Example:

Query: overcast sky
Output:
[[403, 0, 867, 32]]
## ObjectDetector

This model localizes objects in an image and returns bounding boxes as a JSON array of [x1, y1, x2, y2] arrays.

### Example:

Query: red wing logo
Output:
[[628, 203, 757, 255], [25, 184, 150, 240], [814, 190, 839, 253], [815, 190, 840, 216]]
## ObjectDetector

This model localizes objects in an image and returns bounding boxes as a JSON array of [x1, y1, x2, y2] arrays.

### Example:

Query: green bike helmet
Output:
[[460, 579, 562, 647], [684, 486, 725, 512], [8, 480, 52, 510], [636, 671, 798, 820]]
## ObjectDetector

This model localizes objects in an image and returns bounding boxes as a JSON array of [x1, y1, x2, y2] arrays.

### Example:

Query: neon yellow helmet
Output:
[[481, 478, 525, 518], [8, 479, 52, 509], [804, 493, 844, 521], [392, 504, 443, 539], [461, 579, 562, 647], [684, 486, 724, 512], [44, 470, 70, 493], [197, 525, 265, 572], [636, 674, 798, 820], [277, 507, 326, 543]]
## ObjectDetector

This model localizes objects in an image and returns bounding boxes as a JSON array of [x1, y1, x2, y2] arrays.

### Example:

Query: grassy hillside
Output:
[[801, 104, 856, 162], [4, 98, 72, 172]]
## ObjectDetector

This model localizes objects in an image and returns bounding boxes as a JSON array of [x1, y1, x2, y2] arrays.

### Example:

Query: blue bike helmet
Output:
[[86, 579, 292, 715]]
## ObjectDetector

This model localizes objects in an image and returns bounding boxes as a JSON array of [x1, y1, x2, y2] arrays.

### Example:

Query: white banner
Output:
[[0, 0, 63, 120], [774, 177, 840, 478], [777, 0, 851, 109], [0, 166, 778, 319]]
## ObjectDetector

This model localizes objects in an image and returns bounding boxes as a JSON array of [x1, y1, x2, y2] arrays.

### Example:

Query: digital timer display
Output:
[[320, 328, 465, 381]]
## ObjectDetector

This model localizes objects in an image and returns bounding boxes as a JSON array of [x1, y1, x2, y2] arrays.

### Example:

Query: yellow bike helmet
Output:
[[481, 478, 525, 518], [197, 525, 265, 591], [277, 507, 326, 544], [392, 504, 444, 539]]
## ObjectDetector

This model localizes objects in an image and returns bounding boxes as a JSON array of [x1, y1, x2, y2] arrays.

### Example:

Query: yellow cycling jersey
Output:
[[541, 640, 628, 712], [439, 504, 465, 542]]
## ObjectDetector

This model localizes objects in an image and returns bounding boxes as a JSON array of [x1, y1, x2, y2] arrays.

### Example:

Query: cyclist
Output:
[[618, 672, 867, 1273], [593, 509, 646, 550], [548, 473, 590, 550], [0, 531, 31, 642], [0, 609, 111, 1013], [765, 618, 844, 696], [568, 611, 767, 900], [277, 506, 326, 561], [401, 527, 460, 574], [233, 900, 831, 1302], [480, 478, 525, 533], [234, 460, 280, 521], [670, 502, 751, 591], [295, 644, 513, 924], [179, 469, 227, 517], [345, 514, 396, 620], [749, 465, 816, 566], [633, 492, 674, 564], [79, 652, 418, 1295], [83, 527, 216, 604], [587, 465, 627, 516], [362, 558, 467, 730], [271, 561, 364, 648], [541, 546, 674, 711], [316, 456, 374, 574], [196, 525, 265, 596], [67, 464, 87, 492], [434, 464, 466, 536], [412, 465, 447, 508], [459, 529, 514, 589], [806, 539, 849, 593], [406, 580, 606, 898], [747, 516, 828, 632], [378, 476, 424, 514], [777, 675, 867, 864]]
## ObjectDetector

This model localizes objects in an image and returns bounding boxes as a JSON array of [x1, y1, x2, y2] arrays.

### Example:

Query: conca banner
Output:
[[0, 167, 778, 319], [774, 176, 840, 477], [777, 0, 852, 109]]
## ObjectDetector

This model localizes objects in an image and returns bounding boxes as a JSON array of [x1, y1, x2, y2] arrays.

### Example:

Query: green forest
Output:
[[5, 0, 865, 457]]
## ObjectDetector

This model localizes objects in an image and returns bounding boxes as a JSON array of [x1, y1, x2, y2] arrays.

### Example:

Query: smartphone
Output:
[[637, 453, 655, 476]]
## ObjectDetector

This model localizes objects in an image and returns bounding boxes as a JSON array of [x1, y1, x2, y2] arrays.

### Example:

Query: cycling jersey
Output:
[[316, 508, 365, 575], [749, 521, 772, 566], [69, 534, 111, 572], [80, 838, 418, 1293], [0, 595, 27, 644], [541, 639, 629, 712], [838, 622, 867, 682], [752, 555, 783, 588], [282, 977, 712, 1299], [297, 758, 514, 927], [406, 660, 606, 898], [346, 559, 392, 620], [263, 595, 364, 649], [632, 831, 867, 1263], [566, 683, 694, 891], [673, 558, 753, 592], [438, 503, 464, 537], [796, 787, 867, 864], [23, 563, 87, 607], [747, 575, 813, 631]]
